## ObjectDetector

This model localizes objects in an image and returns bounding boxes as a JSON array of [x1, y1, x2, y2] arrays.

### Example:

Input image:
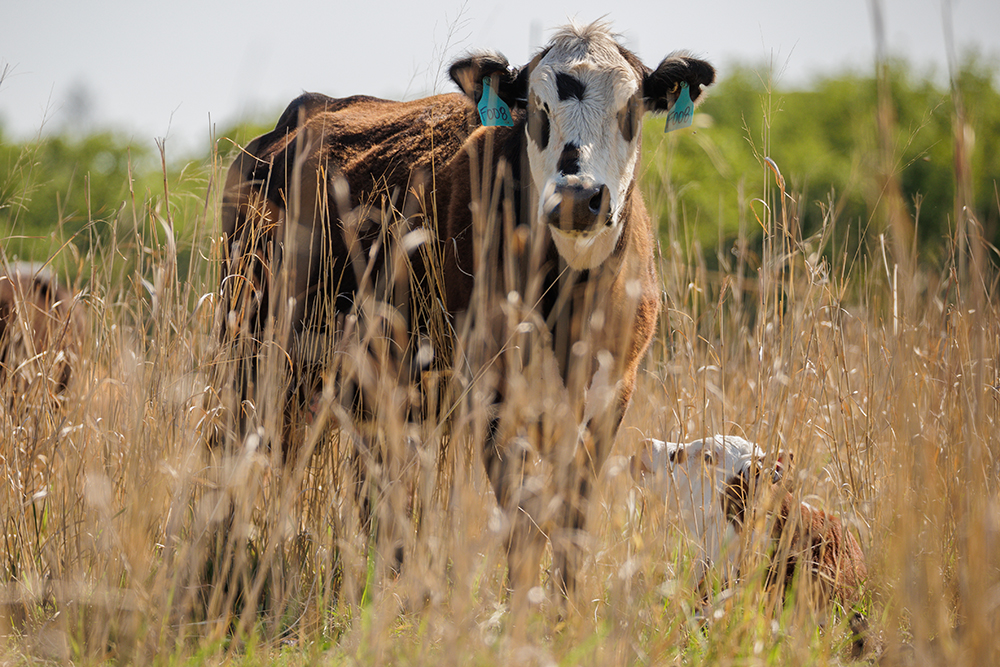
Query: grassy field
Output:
[[2, 74, 999, 667]]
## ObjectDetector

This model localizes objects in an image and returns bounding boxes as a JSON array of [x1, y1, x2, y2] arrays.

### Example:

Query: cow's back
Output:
[[219, 92, 477, 345], [223, 93, 476, 237], [216, 92, 480, 454], [0, 268, 82, 396]]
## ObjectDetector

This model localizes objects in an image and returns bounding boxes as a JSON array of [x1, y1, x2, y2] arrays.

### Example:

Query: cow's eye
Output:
[[618, 97, 640, 143], [528, 106, 550, 150]]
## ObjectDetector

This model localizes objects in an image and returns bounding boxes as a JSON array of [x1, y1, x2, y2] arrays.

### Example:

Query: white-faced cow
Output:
[[630, 435, 868, 620], [217, 21, 715, 607]]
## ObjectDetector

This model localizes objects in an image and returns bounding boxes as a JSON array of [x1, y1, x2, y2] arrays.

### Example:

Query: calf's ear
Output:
[[449, 51, 528, 108], [769, 449, 794, 482], [643, 53, 716, 113], [628, 454, 649, 480]]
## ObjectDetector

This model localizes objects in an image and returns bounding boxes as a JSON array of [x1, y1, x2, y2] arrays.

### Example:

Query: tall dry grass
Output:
[[1, 69, 999, 667]]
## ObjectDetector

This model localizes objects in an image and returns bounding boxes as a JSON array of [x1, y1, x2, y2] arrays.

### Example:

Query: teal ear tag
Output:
[[665, 82, 694, 133], [477, 77, 514, 127]]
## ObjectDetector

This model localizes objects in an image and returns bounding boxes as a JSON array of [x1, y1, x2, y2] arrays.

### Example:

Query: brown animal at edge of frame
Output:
[[0, 265, 83, 402]]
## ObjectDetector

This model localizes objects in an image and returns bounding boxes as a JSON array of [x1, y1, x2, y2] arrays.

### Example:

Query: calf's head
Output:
[[450, 21, 715, 269], [630, 435, 781, 572]]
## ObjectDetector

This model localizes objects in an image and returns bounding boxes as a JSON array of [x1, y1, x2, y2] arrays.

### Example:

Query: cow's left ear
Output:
[[642, 53, 716, 113], [449, 51, 527, 108]]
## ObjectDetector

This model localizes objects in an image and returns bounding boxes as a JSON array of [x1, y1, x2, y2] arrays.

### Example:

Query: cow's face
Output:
[[523, 31, 643, 269], [450, 22, 715, 269], [631, 435, 770, 510]]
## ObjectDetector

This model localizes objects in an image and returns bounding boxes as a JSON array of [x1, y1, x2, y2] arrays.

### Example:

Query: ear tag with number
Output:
[[665, 82, 694, 133], [478, 77, 514, 127]]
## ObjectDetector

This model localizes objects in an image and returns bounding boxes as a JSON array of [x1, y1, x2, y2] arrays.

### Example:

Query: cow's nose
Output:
[[546, 183, 609, 232]]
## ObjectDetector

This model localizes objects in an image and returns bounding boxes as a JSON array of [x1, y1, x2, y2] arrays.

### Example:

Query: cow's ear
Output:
[[449, 51, 527, 108], [643, 53, 716, 113]]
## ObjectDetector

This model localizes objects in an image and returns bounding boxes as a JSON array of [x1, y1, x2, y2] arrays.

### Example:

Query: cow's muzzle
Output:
[[544, 183, 610, 233]]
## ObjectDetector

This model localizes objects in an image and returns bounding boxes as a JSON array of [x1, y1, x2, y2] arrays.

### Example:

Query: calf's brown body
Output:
[[768, 493, 868, 609]]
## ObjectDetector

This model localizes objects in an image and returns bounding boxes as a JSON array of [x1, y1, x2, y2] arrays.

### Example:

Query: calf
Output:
[[217, 21, 715, 606], [630, 435, 867, 612], [630, 435, 772, 586]]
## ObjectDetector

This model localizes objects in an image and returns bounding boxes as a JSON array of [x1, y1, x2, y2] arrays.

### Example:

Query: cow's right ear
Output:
[[449, 51, 527, 108], [630, 439, 660, 481], [628, 454, 649, 480], [642, 52, 716, 113]]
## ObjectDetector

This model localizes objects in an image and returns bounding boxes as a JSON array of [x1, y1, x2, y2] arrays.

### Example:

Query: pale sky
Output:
[[2, 0, 998, 156]]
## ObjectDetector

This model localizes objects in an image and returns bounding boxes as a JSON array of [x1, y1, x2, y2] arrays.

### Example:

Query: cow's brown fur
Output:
[[221, 93, 478, 355], [0, 267, 82, 399], [218, 92, 479, 446], [723, 464, 867, 608], [726, 464, 869, 655]]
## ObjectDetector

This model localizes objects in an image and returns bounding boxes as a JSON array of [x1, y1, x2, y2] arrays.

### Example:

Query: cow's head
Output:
[[450, 21, 715, 269]]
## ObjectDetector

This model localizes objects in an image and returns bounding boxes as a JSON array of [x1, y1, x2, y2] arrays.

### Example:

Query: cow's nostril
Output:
[[589, 186, 607, 216]]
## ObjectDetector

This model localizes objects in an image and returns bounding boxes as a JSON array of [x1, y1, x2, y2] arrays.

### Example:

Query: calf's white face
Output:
[[631, 435, 772, 581]]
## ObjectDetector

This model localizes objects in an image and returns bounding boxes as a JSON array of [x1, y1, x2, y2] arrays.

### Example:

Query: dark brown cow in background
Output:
[[0, 265, 82, 401], [217, 21, 714, 610]]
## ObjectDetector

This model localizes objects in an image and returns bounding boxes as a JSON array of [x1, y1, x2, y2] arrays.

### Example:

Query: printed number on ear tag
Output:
[[665, 82, 694, 133], [478, 77, 514, 127]]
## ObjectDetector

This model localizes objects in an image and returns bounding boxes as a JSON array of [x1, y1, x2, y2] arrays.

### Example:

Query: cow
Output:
[[0, 265, 82, 403], [215, 21, 716, 610], [630, 435, 868, 651]]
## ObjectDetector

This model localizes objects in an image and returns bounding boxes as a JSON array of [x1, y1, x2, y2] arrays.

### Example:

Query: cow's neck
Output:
[[543, 236, 630, 386]]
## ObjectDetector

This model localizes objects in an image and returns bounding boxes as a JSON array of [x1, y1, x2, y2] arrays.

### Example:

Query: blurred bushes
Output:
[[0, 129, 153, 261], [2, 56, 998, 275], [641, 54, 1000, 270]]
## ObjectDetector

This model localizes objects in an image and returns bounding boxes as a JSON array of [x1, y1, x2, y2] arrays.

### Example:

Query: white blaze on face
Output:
[[525, 25, 643, 269], [632, 435, 766, 582]]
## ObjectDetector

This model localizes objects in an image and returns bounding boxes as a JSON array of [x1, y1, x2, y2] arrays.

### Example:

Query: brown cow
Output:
[[759, 476, 870, 656], [217, 21, 715, 608], [0, 265, 82, 401]]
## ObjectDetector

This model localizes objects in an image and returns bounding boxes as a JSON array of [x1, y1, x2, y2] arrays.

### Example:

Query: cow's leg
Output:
[[483, 419, 548, 618], [550, 474, 590, 604], [505, 504, 549, 624], [550, 396, 629, 607]]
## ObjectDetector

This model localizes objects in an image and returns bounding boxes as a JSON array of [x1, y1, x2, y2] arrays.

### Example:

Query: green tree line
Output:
[[2, 55, 998, 278]]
